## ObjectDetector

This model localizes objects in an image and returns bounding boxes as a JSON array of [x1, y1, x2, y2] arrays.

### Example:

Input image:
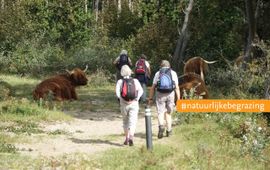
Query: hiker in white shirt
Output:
[[116, 65, 143, 146], [148, 60, 180, 139]]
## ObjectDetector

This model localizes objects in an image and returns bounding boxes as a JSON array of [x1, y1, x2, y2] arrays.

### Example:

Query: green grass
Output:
[[0, 74, 72, 154], [61, 84, 119, 112], [1, 119, 268, 169], [0, 73, 270, 169]]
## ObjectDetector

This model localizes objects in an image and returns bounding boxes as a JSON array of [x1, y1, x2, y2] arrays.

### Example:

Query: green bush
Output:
[[0, 81, 14, 100], [217, 113, 270, 159], [87, 69, 114, 87]]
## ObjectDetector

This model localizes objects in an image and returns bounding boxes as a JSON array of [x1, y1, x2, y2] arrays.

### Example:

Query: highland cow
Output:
[[178, 73, 209, 99], [184, 57, 217, 81], [33, 66, 88, 101]]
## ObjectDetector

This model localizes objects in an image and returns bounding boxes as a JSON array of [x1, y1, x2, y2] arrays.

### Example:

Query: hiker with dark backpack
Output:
[[134, 54, 151, 103], [116, 65, 143, 146], [148, 60, 180, 139], [113, 50, 132, 81]]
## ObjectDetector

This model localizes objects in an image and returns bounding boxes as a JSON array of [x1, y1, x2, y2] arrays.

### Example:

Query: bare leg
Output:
[[165, 112, 172, 131]]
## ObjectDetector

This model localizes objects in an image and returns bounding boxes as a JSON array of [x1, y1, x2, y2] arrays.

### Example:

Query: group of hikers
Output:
[[114, 49, 180, 146]]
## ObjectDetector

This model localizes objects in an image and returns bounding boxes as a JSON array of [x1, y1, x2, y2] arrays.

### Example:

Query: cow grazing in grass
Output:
[[178, 73, 209, 99], [33, 66, 88, 101], [184, 57, 217, 81]]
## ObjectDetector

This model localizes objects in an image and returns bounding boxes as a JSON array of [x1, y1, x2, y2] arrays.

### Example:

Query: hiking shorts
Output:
[[156, 91, 175, 115]]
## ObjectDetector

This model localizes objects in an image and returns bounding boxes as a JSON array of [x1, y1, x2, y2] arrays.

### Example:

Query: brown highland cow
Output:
[[33, 66, 88, 101], [184, 57, 217, 81], [178, 73, 209, 99]]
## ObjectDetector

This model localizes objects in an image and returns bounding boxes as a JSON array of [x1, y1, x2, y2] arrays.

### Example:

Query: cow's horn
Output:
[[65, 69, 74, 75], [84, 64, 88, 72], [65, 69, 71, 74], [204, 59, 217, 64], [200, 92, 206, 96]]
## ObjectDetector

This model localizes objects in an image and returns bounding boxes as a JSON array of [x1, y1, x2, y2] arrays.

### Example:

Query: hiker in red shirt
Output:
[[134, 54, 151, 103]]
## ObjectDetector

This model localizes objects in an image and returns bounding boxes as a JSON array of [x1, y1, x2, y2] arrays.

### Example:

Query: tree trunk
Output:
[[128, 0, 133, 12], [85, 0, 88, 13], [242, 0, 258, 69], [1, 0, 4, 10], [118, 0, 121, 12], [172, 0, 194, 72], [95, 0, 100, 22]]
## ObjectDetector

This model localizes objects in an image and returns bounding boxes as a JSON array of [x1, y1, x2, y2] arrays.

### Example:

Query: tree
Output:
[[242, 0, 259, 69], [172, 0, 194, 72]]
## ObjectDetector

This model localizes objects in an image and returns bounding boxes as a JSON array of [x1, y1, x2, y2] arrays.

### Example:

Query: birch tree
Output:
[[1, 0, 5, 10], [172, 0, 194, 72]]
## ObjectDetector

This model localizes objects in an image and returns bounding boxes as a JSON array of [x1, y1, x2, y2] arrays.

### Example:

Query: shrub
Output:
[[0, 81, 14, 101], [87, 69, 114, 87], [217, 113, 270, 159]]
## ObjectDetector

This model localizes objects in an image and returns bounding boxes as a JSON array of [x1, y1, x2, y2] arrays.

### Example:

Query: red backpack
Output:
[[135, 59, 146, 75], [121, 78, 137, 101]]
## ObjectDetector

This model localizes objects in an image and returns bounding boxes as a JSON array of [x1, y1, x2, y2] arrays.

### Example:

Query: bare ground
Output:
[[15, 108, 160, 158]]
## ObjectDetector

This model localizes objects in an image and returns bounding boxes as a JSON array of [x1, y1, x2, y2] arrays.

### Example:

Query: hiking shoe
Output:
[[129, 139, 134, 146], [166, 130, 172, 137], [158, 126, 165, 139], [123, 139, 128, 145]]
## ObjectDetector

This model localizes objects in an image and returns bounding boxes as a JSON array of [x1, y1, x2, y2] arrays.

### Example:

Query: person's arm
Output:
[[135, 80, 143, 101], [175, 84, 180, 100], [113, 56, 120, 65], [148, 72, 158, 105], [148, 84, 155, 101], [115, 80, 122, 99], [146, 61, 151, 77], [173, 71, 180, 100], [147, 66, 151, 77], [128, 57, 132, 66]]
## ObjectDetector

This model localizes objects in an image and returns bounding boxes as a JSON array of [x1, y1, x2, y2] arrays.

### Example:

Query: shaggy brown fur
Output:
[[184, 57, 217, 81], [178, 73, 209, 99], [33, 68, 88, 101]]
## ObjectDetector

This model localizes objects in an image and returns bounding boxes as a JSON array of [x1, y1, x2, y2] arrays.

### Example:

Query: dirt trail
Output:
[[15, 109, 159, 157]]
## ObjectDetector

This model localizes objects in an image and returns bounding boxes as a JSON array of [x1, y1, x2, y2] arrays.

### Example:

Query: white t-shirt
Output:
[[152, 67, 178, 86], [116, 76, 143, 102]]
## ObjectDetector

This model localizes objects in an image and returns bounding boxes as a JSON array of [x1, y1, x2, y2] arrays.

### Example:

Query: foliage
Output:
[[0, 81, 14, 100], [0, 0, 93, 74], [130, 17, 178, 71], [207, 45, 270, 99], [187, 0, 244, 63], [218, 113, 270, 160], [87, 69, 114, 87], [0, 98, 71, 122], [1, 98, 47, 116], [103, 1, 143, 40], [0, 0, 269, 77], [0, 142, 17, 153]]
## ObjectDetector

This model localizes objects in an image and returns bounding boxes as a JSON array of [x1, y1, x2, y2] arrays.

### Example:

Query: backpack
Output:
[[135, 59, 146, 75], [117, 54, 130, 70], [157, 68, 175, 93], [121, 78, 137, 101]]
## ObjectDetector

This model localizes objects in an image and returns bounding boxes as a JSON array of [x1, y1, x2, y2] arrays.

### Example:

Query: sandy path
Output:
[[15, 110, 159, 157]]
